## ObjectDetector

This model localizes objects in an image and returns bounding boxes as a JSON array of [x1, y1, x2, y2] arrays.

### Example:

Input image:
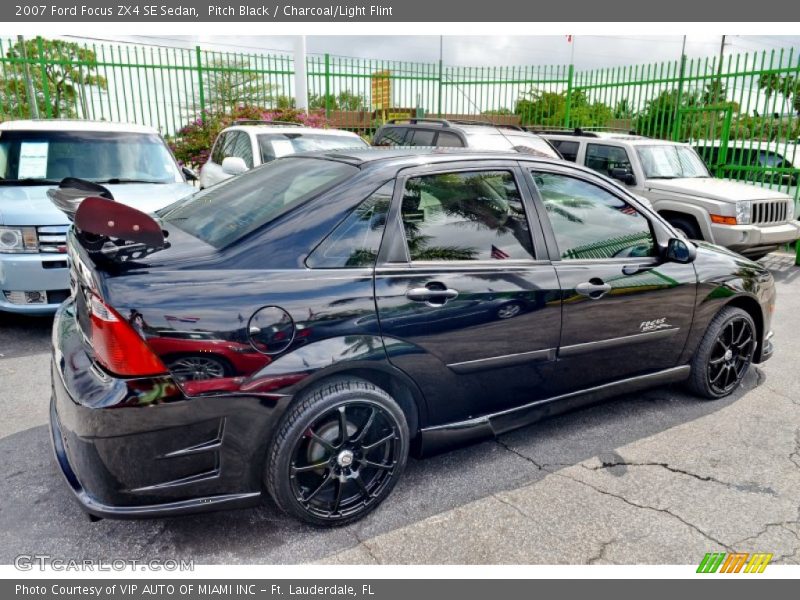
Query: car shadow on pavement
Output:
[[0, 312, 54, 360], [0, 366, 761, 565]]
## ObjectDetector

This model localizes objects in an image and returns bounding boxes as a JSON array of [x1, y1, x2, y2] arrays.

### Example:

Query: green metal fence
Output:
[[1, 36, 799, 200]]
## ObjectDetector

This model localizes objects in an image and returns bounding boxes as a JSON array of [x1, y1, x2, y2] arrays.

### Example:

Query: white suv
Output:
[[199, 121, 368, 188], [543, 130, 800, 259]]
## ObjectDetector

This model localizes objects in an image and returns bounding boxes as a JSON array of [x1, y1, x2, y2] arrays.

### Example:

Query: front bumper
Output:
[[0, 252, 69, 314], [49, 301, 283, 519], [711, 221, 800, 254]]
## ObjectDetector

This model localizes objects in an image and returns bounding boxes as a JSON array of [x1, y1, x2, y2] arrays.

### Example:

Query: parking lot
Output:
[[0, 252, 798, 565]]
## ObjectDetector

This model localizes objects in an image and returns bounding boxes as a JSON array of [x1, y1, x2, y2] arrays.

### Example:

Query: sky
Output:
[[62, 34, 800, 70]]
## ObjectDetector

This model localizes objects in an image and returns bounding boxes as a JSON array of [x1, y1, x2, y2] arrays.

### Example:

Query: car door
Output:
[[200, 132, 229, 188], [374, 161, 562, 427], [525, 165, 697, 391]]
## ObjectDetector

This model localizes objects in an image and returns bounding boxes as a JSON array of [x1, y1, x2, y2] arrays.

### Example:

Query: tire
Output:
[[688, 306, 757, 400], [266, 377, 409, 526], [666, 216, 703, 241]]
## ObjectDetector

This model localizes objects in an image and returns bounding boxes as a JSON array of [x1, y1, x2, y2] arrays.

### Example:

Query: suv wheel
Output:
[[688, 307, 756, 399], [667, 216, 703, 240], [266, 377, 409, 526]]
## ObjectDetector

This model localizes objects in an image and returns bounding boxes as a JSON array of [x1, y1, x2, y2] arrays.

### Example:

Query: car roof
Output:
[[0, 119, 160, 134], [223, 124, 363, 137], [292, 146, 563, 168], [542, 132, 685, 146], [379, 119, 537, 135]]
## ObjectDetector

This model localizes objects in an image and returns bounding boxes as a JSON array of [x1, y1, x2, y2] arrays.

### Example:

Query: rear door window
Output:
[[435, 131, 464, 147], [401, 170, 535, 261], [375, 127, 408, 146], [408, 129, 437, 146], [551, 140, 579, 162], [585, 144, 633, 178]]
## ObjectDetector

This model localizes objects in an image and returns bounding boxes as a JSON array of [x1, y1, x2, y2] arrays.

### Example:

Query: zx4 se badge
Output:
[[640, 317, 671, 333]]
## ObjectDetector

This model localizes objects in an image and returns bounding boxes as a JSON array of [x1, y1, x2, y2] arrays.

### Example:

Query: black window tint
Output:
[[436, 131, 463, 148], [408, 129, 436, 146], [553, 140, 579, 162], [375, 127, 407, 146], [211, 133, 227, 164], [585, 144, 633, 178], [230, 132, 254, 168], [532, 171, 654, 260], [307, 182, 393, 268], [221, 131, 238, 159], [161, 158, 358, 249], [401, 170, 534, 261]]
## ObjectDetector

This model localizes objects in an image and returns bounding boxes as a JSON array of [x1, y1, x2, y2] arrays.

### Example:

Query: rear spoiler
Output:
[[48, 178, 169, 264]]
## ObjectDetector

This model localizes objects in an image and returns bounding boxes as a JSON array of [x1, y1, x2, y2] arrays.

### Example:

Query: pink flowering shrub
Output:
[[169, 106, 330, 168]]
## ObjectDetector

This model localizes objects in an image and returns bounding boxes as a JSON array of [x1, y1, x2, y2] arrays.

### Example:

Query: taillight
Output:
[[88, 294, 167, 377]]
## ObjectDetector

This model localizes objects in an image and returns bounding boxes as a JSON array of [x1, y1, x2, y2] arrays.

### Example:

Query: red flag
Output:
[[491, 245, 510, 260], [566, 35, 573, 43]]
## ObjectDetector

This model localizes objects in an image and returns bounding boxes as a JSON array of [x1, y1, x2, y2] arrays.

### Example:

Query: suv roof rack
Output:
[[528, 126, 641, 138], [385, 118, 451, 127], [233, 119, 303, 127], [448, 119, 525, 132]]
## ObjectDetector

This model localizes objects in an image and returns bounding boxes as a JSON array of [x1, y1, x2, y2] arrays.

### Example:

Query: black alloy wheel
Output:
[[689, 307, 756, 399], [266, 378, 409, 526]]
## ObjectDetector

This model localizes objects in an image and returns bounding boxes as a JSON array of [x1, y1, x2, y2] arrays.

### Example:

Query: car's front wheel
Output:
[[688, 306, 757, 399], [265, 377, 409, 526]]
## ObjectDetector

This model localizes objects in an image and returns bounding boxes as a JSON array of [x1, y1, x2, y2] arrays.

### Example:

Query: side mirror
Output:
[[222, 156, 248, 176], [181, 166, 198, 181], [665, 237, 697, 264], [610, 167, 636, 185]]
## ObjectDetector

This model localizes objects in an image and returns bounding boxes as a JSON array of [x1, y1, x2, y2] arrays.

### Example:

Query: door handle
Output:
[[406, 282, 459, 305], [575, 279, 612, 300]]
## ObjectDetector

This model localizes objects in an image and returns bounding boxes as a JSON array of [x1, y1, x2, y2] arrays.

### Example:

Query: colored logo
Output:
[[697, 552, 773, 573]]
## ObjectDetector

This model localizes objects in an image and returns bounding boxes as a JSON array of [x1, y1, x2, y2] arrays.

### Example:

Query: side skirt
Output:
[[417, 365, 691, 456]]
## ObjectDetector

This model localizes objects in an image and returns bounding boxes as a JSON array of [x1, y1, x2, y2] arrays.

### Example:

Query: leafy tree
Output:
[[195, 58, 279, 114], [308, 90, 366, 111], [0, 38, 107, 119], [634, 88, 699, 139], [514, 88, 612, 129]]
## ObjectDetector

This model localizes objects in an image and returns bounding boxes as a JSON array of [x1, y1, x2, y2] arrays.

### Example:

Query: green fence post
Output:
[[672, 54, 687, 140], [324, 53, 331, 119], [195, 46, 205, 117], [564, 64, 574, 129], [36, 36, 52, 118], [716, 107, 733, 178], [437, 58, 443, 118]]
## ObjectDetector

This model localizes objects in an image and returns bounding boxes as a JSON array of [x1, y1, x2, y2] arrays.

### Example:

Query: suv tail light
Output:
[[88, 294, 167, 377]]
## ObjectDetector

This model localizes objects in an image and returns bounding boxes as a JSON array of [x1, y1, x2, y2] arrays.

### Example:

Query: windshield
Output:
[[636, 145, 710, 179], [258, 133, 367, 163], [0, 130, 182, 184], [160, 157, 358, 248]]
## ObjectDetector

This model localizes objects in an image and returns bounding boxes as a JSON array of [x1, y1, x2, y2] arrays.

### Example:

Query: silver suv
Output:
[[543, 130, 799, 259], [373, 118, 561, 158]]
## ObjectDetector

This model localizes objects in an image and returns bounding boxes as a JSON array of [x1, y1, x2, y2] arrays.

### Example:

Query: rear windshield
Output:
[[160, 157, 357, 248], [0, 130, 181, 184], [258, 133, 367, 162]]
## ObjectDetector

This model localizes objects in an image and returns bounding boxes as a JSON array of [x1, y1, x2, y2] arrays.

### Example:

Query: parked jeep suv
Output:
[[542, 130, 799, 259], [373, 118, 560, 158], [0, 120, 195, 314]]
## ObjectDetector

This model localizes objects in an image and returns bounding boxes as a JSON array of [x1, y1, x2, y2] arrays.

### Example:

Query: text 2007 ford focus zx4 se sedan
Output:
[[50, 148, 776, 526]]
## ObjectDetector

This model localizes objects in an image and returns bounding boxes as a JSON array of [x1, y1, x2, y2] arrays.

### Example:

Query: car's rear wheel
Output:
[[266, 377, 409, 526], [688, 307, 756, 399]]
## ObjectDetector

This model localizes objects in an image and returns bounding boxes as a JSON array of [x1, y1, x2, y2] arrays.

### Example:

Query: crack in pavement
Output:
[[351, 530, 382, 564], [494, 439, 735, 552], [587, 537, 618, 565], [582, 461, 778, 497]]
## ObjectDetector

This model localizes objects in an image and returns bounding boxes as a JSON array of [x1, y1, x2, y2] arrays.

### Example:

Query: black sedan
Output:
[[50, 148, 776, 526]]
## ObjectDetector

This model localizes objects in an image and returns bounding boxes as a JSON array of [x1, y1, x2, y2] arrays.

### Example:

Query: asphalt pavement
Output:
[[1, 253, 798, 565]]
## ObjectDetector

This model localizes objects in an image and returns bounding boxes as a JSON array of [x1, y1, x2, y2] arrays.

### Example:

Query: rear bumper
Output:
[[0, 253, 69, 314], [712, 221, 800, 254], [49, 300, 284, 519]]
